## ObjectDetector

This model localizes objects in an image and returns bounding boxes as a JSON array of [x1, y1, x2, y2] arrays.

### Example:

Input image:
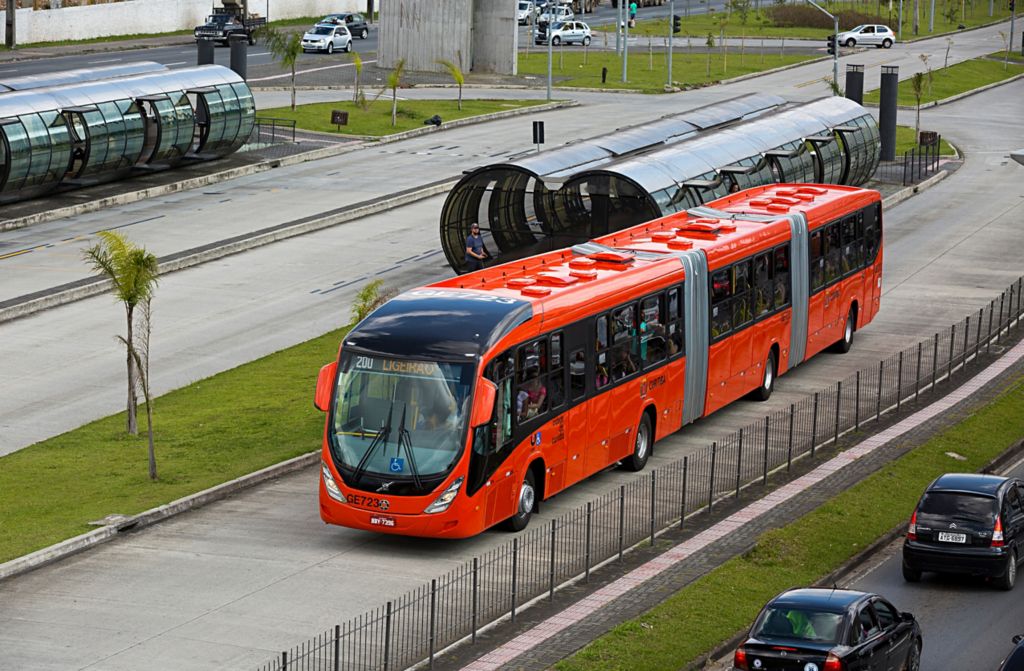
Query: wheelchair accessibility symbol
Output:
[[389, 457, 405, 473]]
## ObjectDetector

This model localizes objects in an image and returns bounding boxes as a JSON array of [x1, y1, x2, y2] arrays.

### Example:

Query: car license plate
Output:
[[370, 515, 395, 528], [937, 532, 966, 543]]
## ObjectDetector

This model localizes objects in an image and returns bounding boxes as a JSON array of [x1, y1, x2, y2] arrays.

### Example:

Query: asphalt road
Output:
[[849, 454, 1024, 671]]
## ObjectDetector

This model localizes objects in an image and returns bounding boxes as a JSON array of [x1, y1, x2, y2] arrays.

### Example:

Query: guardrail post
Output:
[[735, 429, 744, 499], [680, 456, 688, 530], [471, 560, 478, 644], [709, 442, 717, 514], [650, 470, 657, 546], [896, 351, 904, 413], [947, 324, 956, 379], [280, 651, 287, 671], [429, 578, 437, 667], [976, 307, 984, 360], [762, 415, 769, 485], [854, 372, 861, 430], [964, 315, 971, 367], [987, 300, 995, 353], [998, 293, 1006, 343], [931, 334, 939, 390], [333, 624, 340, 671], [383, 602, 392, 671], [549, 519, 556, 601], [914, 342, 922, 402], [787, 404, 795, 469], [511, 538, 519, 622], [619, 484, 625, 560], [876, 360, 883, 421], [834, 381, 842, 444], [811, 393, 819, 457], [584, 502, 593, 583], [1017, 278, 1023, 324]]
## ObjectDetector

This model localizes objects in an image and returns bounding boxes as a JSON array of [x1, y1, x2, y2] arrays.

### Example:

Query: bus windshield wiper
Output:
[[352, 401, 393, 483], [396, 402, 423, 491]]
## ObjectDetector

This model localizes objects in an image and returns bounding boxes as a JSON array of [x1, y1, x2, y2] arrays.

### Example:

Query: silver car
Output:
[[535, 20, 592, 46], [836, 24, 896, 48], [302, 23, 353, 54]]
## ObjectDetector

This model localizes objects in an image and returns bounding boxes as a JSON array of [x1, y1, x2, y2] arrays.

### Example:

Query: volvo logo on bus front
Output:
[[378, 481, 393, 493]]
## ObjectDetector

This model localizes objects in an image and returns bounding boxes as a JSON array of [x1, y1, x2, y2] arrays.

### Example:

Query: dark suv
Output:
[[902, 473, 1024, 590]]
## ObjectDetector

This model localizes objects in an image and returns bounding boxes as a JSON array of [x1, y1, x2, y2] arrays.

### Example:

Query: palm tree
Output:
[[437, 54, 465, 111], [352, 51, 364, 105], [259, 26, 304, 111], [122, 300, 158, 480], [82, 231, 159, 436], [388, 58, 406, 127], [910, 71, 926, 136]]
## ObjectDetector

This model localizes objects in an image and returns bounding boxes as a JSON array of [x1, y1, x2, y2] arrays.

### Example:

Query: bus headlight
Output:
[[424, 477, 464, 514], [322, 461, 346, 503]]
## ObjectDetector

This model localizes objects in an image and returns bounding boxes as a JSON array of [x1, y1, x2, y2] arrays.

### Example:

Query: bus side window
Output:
[[610, 304, 639, 380], [731, 260, 753, 329], [569, 347, 586, 401], [809, 230, 825, 292], [864, 202, 882, 264], [640, 295, 666, 367], [841, 216, 858, 275], [774, 245, 791, 308], [825, 223, 842, 284], [666, 286, 684, 356], [753, 252, 772, 317], [596, 315, 610, 390], [710, 269, 732, 340], [548, 332, 565, 410], [516, 338, 549, 423]]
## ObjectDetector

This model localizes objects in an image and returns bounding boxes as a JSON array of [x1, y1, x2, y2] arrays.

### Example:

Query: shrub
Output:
[[766, 4, 880, 30]]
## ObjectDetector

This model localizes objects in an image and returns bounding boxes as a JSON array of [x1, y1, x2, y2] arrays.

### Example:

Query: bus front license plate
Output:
[[370, 515, 396, 528]]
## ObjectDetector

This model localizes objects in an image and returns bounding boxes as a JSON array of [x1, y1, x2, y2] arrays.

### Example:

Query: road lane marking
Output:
[[87, 58, 122, 64], [247, 59, 377, 82], [165, 61, 187, 66]]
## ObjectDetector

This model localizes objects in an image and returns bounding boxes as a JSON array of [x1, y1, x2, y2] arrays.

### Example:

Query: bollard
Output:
[[879, 65, 899, 161], [229, 33, 248, 80], [197, 37, 215, 66], [845, 64, 864, 104], [601, 66, 608, 83]]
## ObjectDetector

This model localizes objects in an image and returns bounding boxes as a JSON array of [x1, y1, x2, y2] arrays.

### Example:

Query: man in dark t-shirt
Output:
[[464, 223, 487, 271]]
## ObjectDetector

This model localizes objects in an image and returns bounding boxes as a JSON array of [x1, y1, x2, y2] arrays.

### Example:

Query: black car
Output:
[[320, 13, 369, 39], [733, 588, 921, 671], [1000, 635, 1024, 671], [902, 473, 1024, 589]]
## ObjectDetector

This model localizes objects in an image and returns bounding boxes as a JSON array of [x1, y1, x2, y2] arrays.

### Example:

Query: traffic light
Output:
[[826, 34, 837, 56], [672, 14, 682, 33]]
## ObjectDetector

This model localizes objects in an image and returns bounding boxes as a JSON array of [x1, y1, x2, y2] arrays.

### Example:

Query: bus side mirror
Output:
[[314, 361, 337, 412], [471, 379, 497, 427], [1014, 634, 1023, 645]]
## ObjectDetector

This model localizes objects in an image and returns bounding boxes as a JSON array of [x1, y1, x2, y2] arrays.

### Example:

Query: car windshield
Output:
[[206, 14, 231, 23], [918, 491, 997, 521], [754, 607, 844, 643], [331, 353, 473, 478], [552, 21, 567, 29], [311, 26, 333, 35]]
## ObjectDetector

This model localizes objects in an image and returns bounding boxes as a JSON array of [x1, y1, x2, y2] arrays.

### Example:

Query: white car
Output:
[[835, 24, 896, 48], [301, 23, 352, 54], [535, 20, 591, 46], [517, 1, 535, 24], [537, 5, 574, 24]]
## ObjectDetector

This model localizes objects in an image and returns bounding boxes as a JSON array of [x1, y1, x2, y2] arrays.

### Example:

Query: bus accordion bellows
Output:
[[313, 183, 883, 538]]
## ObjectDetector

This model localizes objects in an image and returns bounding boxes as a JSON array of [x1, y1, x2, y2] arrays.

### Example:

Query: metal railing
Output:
[[257, 275, 1024, 671], [249, 116, 297, 146], [875, 134, 943, 186]]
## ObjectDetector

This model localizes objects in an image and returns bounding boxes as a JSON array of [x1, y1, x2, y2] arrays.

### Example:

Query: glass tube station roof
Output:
[[0, 64, 255, 204], [440, 95, 879, 273]]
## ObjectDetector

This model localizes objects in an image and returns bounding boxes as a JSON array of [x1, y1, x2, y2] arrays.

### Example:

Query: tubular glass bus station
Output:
[[0, 64, 255, 204], [440, 95, 880, 272]]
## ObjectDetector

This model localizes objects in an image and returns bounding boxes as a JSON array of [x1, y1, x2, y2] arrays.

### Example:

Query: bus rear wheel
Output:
[[833, 306, 856, 353], [622, 413, 652, 471], [751, 349, 777, 401], [503, 469, 536, 531]]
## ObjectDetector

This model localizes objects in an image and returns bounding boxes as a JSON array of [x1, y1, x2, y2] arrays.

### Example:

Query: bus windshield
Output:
[[331, 353, 473, 479]]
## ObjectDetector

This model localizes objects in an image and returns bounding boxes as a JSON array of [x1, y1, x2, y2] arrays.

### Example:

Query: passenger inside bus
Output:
[[516, 372, 547, 421]]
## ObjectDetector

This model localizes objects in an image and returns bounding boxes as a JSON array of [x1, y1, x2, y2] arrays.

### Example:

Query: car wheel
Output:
[[832, 306, 856, 353], [361, 27, 368, 38], [845, 37, 856, 47], [345, 40, 352, 52], [502, 469, 536, 531], [622, 413, 653, 471], [997, 551, 1017, 590], [751, 349, 777, 401], [902, 561, 922, 582], [552, 35, 561, 45], [904, 639, 922, 671], [583, 35, 591, 46], [326, 42, 334, 54], [883, 38, 893, 48]]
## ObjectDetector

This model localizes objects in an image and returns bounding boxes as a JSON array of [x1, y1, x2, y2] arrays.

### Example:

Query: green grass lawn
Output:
[[517, 48, 813, 93], [0, 326, 348, 563], [621, 13, 831, 40], [864, 55, 1024, 105], [259, 98, 546, 136], [893, 124, 956, 155], [557, 375, 1024, 670]]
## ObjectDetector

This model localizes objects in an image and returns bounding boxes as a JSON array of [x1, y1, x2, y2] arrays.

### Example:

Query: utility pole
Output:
[[5, 0, 16, 50], [547, 22, 553, 100], [622, 2, 630, 82], [806, 0, 838, 93], [668, 0, 675, 88], [616, 0, 622, 53]]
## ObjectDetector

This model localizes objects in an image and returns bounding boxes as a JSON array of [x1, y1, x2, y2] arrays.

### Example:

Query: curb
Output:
[[0, 450, 320, 583], [0, 100, 573, 233], [0, 176, 459, 324], [879, 167, 950, 209], [861, 69, 1024, 112]]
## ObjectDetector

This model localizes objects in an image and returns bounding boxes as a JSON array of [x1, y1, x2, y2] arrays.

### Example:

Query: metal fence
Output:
[[257, 275, 1024, 671], [875, 134, 943, 186], [247, 117, 298, 147]]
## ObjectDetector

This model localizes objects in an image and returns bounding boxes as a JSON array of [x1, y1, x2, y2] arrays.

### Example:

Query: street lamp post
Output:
[[622, 2, 630, 82], [806, 0, 839, 92], [547, 22, 553, 100], [668, 0, 675, 88]]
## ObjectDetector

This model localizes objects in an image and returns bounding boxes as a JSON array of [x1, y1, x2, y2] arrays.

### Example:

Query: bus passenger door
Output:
[[586, 352, 612, 476], [806, 228, 826, 354], [728, 260, 754, 397], [563, 329, 590, 489]]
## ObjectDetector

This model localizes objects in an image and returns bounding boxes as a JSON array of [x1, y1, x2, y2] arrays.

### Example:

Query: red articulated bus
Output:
[[313, 184, 883, 538]]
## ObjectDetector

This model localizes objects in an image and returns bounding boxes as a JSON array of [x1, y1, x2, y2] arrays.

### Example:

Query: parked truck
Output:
[[194, 0, 267, 45], [610, 0, 665, 7], [570, 0, 601, 13]]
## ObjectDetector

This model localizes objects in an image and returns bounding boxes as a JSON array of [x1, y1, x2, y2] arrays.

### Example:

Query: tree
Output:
[[910, 71, 926, 135], [121, 300, 157, 480], [352, 51, 364, 106], [437, 53, 465, 110], [388, 58, 406, 127], [259, 26, 303, 111], [706, 31, 715, 77], [352, 279, 397, 323], [944, 37, 953, 68], [82, 231, 159, 437], [729, 0, 752, 63]]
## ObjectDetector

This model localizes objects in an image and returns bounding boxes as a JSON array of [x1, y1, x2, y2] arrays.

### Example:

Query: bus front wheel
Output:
[[503, 469, 536, 531], [622, 413, 652, 471], [833, 306, 856, 353], [751, 349, 777, 401]]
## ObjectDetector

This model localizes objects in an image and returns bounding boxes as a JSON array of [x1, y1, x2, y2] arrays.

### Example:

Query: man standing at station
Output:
[[464, 223, 489, 271]]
